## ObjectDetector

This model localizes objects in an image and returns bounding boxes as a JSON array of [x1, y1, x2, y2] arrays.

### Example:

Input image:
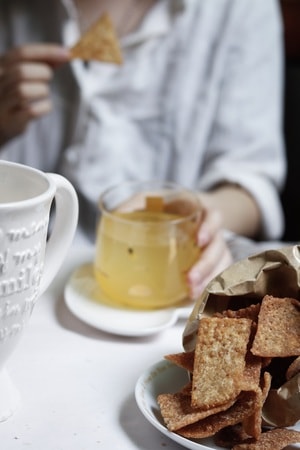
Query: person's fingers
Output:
[[188, 231, 224, 285], [1, 62, 53, 88], [187, 207, 226, 288], [17, 81, 50, 105], [26, 97, 52, 117], [189, 247, 232, 300], [0, 79, 51, 116], [197, 208, 223, 247], [187, 231, 233, 299], [1, 44, 70, 66], [0, 44, 65, 145], [0, 62, 53, 100]]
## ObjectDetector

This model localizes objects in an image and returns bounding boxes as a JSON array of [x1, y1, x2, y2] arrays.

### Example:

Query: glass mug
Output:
[[94, 181, 202, 310], [0, 161, 78, 422]]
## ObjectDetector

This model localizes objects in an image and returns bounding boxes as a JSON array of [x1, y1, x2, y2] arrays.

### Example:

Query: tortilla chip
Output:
[[192, 317, 252, 409], [260, 371, 272, 403], [157, 392, 236, 432], [232, 427, 300, 449], [179, 382, 192, 396], [214, 372, 271, 448], [214, 303, 261, 322], [251, 295, 300, 357], [241, 371, 271, 440], [214, 424, 252, 449], [240, 352, 262, 391], [286, 355, 300, 380], [70, 13, 122, 64], [165, 351, 194, 373], [157, 295, 300, 444], [177, 391, 257, 439]]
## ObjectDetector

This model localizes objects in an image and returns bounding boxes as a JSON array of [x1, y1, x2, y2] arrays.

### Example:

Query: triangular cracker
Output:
[[70, 13, 123, 64]]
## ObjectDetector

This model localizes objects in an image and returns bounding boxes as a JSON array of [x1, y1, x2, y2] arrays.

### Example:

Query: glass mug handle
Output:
[[39, 173, 79, 295]]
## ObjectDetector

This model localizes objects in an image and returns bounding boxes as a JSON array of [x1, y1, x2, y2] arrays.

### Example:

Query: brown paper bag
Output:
[[182, 244, 300, 427]]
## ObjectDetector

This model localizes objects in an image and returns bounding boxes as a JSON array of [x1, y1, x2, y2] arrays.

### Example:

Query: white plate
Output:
[[135, 359, 223, 449], [135, 359, 300, 450], [64, 263, 193, 337]]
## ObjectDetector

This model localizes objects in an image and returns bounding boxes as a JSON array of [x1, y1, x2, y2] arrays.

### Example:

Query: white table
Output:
[[0, 231, 288, 450], [1, 231, 196, 450]]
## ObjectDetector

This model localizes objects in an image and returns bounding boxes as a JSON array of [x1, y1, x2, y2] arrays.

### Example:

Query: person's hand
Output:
[[113, 188, 233, 300], [187, 206, 233, 300], [0, 43, 70, 146]]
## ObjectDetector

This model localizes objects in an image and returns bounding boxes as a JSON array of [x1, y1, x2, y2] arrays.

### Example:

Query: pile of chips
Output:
[[157, 295, 300, 449]]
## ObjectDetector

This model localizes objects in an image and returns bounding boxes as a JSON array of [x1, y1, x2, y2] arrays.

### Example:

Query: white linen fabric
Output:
[[0, 0, 286, 239]]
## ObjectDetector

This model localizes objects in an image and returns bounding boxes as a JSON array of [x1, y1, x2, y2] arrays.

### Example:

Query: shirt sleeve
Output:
[[197, 0, 286, 240]]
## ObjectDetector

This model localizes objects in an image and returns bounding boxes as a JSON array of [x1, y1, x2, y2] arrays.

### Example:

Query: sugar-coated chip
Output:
[[251, 295, 300, 357], [260, 371, 272, 403], [232, 427, 300, 449], [286, 355, 300, 380], [157, 392, 236, 431], [240, 352, 262, 391], [70, 13, 122, 64], [158, 294, 300, 446], [214, 303, 261, 322], [239, 357, 267, 440], [176, 391, 257, 439], [165, 351, 194, 373], [192, 317, 252, 409], [214, 424, 252, 448], [179, 382, 192, 396], [242, 371, 272, 440], [241, 387, 263, 440]]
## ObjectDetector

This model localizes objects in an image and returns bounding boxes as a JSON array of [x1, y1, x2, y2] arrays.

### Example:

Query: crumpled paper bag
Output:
[[182, 244, 300, 427]]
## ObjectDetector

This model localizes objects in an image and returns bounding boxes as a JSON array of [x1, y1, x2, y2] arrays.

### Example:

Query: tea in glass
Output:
[[94, 181, 202, 310]]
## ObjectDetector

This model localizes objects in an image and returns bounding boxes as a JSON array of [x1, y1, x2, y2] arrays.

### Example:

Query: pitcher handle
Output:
[[39, 173, 79, 295]]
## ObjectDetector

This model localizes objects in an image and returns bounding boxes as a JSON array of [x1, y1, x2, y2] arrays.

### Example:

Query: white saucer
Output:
[[135, 360, 300, 450], [135, 359, 223, 449], [64, 263, 193, 337], [135, 360, 300, 449]]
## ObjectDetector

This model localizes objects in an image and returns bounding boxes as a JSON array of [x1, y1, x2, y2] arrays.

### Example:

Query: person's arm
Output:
[[186, 183, 260, 299], [0, 44, 70, 146], [198, 183, 261, 238], [194, 0, 286, 241]]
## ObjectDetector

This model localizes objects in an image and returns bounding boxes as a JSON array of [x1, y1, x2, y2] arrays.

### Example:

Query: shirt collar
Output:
[[61, 0, 77, 18], [60, 0, 186, 47], [122, 0, 185, 47]]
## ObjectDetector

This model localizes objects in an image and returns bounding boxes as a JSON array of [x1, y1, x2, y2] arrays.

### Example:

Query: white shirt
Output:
[[0, 0, 286, 239]]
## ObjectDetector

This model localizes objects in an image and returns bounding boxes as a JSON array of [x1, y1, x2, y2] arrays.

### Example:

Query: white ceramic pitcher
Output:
[[0, 161, 78, 421]]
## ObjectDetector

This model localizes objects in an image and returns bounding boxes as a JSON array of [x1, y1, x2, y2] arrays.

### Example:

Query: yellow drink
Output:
[[94, 209, 200, 310]]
